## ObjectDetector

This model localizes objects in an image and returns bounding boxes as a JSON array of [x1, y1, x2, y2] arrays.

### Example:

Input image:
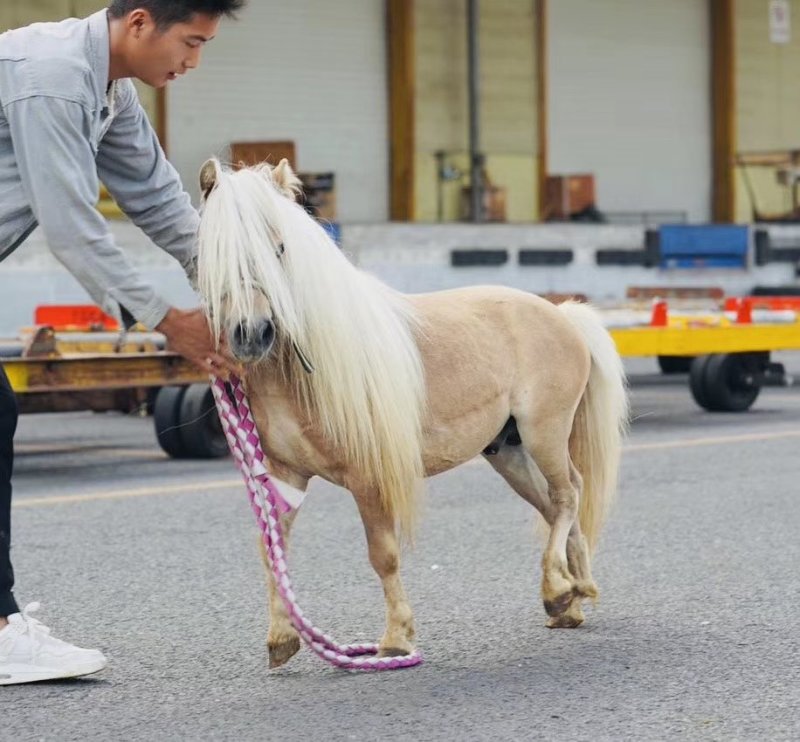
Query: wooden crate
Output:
[[543, 174, 596, 220], [230, 140, 297, 170], [299, 172, 336, 220]]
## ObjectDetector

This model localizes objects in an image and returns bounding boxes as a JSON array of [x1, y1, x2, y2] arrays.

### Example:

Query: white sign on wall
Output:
[[770, 0, 791, 44]]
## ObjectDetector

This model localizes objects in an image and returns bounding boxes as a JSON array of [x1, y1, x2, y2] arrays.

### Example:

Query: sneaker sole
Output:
[[0, 657, 107, 685]]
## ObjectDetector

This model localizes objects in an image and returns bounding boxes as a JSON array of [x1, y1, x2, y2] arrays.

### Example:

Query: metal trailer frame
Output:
[[609, 296, 800, 412], [2, 350, 225, 459]]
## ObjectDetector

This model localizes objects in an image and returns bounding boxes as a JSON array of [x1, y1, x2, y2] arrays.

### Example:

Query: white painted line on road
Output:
[[625, 429, 800, 453], [13, 479, 241, 508], [14, 428, 800, 509]]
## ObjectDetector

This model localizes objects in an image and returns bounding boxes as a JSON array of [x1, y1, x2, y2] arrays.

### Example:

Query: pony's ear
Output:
[[272, 158, 304, 198], [199, 159, 221, 200]]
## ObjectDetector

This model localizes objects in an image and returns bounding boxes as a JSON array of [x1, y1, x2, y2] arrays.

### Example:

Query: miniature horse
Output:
[[196, 158, 628, 667]]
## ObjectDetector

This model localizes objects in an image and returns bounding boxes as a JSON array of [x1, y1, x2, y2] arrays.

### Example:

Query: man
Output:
[[0, 0, 245, 685]]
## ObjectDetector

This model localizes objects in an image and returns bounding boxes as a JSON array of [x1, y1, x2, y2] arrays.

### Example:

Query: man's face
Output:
[[129, 12, 221, 88]]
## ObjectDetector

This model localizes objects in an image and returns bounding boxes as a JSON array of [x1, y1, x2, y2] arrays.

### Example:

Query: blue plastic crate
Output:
[[320, 221, 341, 246], [659, 225, 748, 269]]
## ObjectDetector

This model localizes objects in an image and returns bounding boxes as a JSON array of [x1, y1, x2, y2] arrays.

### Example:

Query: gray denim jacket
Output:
[[0, 9, 199, 329]]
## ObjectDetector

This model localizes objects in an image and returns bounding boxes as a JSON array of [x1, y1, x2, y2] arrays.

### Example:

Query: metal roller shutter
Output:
[[168, 0, 388, 222], [548, 0, 711, 223]]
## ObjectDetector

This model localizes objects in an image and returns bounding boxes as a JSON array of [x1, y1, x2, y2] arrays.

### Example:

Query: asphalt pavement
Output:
[[4, 355, 800, 741]]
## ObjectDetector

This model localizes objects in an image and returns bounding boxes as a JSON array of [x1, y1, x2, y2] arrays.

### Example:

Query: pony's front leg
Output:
[[260, 518, 299, 668], [258, 510, 301, 668], [258, 465, 309, 668], [353, 489, 416, 657]]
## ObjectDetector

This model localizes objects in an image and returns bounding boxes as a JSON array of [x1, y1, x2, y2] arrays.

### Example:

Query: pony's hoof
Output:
[[269, 636, 301, 668], [379, 645, 415, 658], [546, 602, 585, 628], [574, 580, 599, 602], [543, 588, 575, 618]]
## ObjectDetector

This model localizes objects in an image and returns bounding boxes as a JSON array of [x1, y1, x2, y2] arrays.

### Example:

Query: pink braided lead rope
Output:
[[210, 374, 423, 671]]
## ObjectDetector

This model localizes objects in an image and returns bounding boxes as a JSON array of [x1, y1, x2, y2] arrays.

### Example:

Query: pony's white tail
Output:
[[558, 302, 629, 553]]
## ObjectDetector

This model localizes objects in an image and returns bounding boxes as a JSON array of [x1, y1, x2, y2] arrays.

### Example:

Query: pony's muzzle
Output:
[[231, 319, 276, 360]]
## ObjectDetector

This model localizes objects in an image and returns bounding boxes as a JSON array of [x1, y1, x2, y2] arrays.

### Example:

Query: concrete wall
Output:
[[343, 223, 797, 301], [4, 220, 798, 335]]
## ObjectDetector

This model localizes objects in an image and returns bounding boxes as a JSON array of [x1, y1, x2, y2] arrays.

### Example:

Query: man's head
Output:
[[106, 1, 245, 87]]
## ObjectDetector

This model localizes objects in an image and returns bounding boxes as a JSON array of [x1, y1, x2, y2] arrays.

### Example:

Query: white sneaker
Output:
[[0, 603, 107, 685]]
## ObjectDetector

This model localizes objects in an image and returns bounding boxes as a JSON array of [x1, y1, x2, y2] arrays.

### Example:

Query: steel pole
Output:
[[467, 0, 483, 222]]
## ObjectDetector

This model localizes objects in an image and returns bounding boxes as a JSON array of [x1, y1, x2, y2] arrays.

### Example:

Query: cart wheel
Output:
[[689, 355, 713, 410], [154, 386, 189, 457], [178, 383, 229, 459], [690, 353, 762, 412], [658, 355, 694, 374]]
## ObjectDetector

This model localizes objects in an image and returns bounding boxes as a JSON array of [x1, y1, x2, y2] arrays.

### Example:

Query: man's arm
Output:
[[95, 80, 199, 279], [5, 93, 236, 374], [4, 93, 171, 329]]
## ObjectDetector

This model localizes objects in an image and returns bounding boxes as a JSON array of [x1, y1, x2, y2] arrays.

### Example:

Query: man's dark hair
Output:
[[107, 0, 246, 28]]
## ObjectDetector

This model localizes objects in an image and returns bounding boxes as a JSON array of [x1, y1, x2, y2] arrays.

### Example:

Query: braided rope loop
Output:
[[210, 375, 422, 671]]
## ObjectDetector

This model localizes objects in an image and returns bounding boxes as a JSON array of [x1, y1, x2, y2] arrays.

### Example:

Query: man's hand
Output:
[[156, 307, 240, 378]]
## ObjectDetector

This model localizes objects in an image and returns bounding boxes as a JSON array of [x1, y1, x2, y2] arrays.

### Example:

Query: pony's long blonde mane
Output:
[[197, 160, 426, 537]]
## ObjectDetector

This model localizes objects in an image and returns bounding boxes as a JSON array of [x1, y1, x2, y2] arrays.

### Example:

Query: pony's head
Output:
[[197, 157, 304, 363], [196, 157, 426, 539]]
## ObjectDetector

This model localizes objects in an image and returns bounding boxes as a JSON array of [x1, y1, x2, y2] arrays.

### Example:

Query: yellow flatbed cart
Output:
[[607, 298, 799, 411], [2, 341, 226, 459]]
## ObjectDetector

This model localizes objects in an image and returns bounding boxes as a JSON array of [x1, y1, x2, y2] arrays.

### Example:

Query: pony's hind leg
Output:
[[565, 462, 599, 600], [545, 463, 598, 629], [527, 427, 584, 622], [484, 445, 580, 627], [485, 417, 595, 627], [352, 487, 416, 657]]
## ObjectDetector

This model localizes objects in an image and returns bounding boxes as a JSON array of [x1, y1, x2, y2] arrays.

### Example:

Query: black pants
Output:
[[0, 363, 19, 616]]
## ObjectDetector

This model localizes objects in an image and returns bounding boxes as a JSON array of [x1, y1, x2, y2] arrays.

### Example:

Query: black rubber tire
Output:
[[153, 386, 189, 457], [703, 353, 762, 412], [178, 383, 229, 459], [689, 355, 713, 410], [658, 355, 694, 374], [145, 387, 160, 416], [690, 353, 761, 412]]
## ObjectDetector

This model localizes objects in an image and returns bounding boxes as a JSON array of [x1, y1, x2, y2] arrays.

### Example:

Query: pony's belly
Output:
[[421, 401, 509, 476]]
